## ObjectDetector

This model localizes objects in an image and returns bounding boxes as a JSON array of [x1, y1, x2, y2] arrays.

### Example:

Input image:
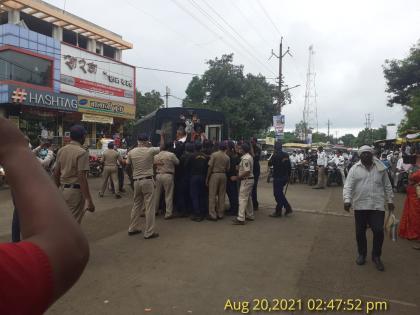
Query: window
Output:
[[206, 125, 221, 142], [103, 44, 116, 59], [0, 50, 52, 87]]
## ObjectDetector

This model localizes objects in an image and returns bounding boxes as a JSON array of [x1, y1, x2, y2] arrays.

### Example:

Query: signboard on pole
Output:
[[273, 115, 285, 139]]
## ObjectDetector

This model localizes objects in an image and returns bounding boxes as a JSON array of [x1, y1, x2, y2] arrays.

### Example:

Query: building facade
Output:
[[0, 0, 134, 147]]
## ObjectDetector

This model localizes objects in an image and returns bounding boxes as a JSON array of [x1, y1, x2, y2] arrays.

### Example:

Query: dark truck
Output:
[[132, 107, 228, 146]]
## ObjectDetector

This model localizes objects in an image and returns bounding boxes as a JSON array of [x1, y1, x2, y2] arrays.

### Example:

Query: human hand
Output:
[[85, 199, 95, 213], [388, 203, 395, 212], [0, 117, 29, 164], [230, 176, 238, 182], [344, 203, 351, 212]]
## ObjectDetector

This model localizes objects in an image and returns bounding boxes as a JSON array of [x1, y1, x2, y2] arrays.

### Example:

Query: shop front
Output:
[[0, 83, 79, 146]]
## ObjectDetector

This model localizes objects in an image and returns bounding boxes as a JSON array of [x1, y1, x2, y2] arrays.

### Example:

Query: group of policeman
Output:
[[50, 124, 270, 241]]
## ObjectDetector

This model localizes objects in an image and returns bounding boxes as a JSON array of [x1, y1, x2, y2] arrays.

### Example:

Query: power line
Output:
[[199, 0, 275, 75], [172, 0, 275, 77], [256, 0, 282, 37]]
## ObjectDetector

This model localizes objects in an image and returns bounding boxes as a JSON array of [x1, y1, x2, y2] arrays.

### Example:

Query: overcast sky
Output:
[[47, 0, 420, 136]]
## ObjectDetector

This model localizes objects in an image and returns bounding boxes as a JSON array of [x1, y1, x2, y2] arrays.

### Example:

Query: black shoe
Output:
[[269, 212, 282, 218], [144, 232, 159, 239], [245, 217, 255, 221], [206, 216, 218, 221], [356, 255, 366, 265], [312, 187, 324, 189], [191, 216, 203, 222], [285, 207, 293, 216], [115, 194, 122, 199], [232, 218, 245, 225], [372, 257, 385, 271], [128, 230, 142, 236]]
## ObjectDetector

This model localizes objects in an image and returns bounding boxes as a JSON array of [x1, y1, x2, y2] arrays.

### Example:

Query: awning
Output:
[[82, 113, 113, 124]]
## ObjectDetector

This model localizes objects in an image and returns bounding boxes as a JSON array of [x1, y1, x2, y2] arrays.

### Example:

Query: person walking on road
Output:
[[269, 142, 292, 217], [343, 145, 394, 271], [99, 142, 123, 199], [232, 143, 255, 225], [313, 146, 328, 189], [251, 138, 261, 211], [127, 133, 164, 239], [206, 142, 230, 220], [154, 143, 180, 219], [54, 125, 95, 223]]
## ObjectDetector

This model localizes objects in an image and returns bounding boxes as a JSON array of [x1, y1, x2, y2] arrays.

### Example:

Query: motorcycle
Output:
[[307, 161, 318, 186], [326, 162, 343, 186], [289, 162, 299, 184], [89, 155, 104, 177], [0, 165, 5, 188]]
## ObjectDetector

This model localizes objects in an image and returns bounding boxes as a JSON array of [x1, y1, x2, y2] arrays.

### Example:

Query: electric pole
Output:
[[270, 37, 292, 114], [165, 86, 170, 108], [327, 119, 332, 139]]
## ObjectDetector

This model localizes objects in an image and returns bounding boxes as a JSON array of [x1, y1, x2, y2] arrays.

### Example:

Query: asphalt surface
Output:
[[0, 164, 418, 315]]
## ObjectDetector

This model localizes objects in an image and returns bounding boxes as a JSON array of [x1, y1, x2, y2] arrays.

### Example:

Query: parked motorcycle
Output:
[[289, 163, 299, 184], [307, 161, 318, 186], [326, 162, 343, 186], [89, 155, 104, 177]]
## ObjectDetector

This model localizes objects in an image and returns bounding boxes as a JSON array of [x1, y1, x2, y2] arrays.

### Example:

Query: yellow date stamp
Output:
[[224, 298, 389, 314]]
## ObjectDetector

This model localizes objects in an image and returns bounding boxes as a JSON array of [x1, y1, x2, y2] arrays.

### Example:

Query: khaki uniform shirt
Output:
[[102, 149, 120, 167], [154, 151, 179, 174], [56, 141, 89, 184], [208, 150, 230, 174], [127, 146, 160, 179], [239, 153, 254, 177]]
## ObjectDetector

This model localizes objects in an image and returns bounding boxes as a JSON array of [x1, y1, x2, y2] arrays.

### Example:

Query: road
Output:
[[0, 167, 418, 315]]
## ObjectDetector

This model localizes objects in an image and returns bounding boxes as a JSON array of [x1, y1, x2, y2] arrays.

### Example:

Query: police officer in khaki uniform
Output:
[[127, 132, 164, 239], [54, 125, 95, 223], [154, 143, 179, 219], [206, 142, 230, 220], [99, 142, 123, 199], [232, 143, 255, 225]]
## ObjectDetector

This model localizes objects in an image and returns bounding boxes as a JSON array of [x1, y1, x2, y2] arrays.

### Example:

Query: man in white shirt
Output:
[[343, 145, 394, 271], [289, 151, 298, 167], [313, 146, 328, 189]]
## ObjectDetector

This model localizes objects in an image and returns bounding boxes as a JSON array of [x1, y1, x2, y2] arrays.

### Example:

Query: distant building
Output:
[[0, 0, 135, 146]]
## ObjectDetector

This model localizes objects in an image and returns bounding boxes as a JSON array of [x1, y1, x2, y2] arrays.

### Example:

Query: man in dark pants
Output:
[[190, 142, 209, 221], [269, 142, 292, 217], [226, 141, 240, 216], [251, 139, 261, 211], [343, 145, 394, 271]]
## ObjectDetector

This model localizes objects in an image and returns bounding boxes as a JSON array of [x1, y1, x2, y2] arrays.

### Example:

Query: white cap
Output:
[[358, 145, 374, 155]]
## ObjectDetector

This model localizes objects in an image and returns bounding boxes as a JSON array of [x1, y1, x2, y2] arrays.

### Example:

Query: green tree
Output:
[[383, 41, 420, 132], [312, 132, 333, 144], [354, 126, 386, 147], [183, 54, 278, 139], [136, 89, 164, 119], [294, 120, 308, 141], [339, 134, 356, 147]]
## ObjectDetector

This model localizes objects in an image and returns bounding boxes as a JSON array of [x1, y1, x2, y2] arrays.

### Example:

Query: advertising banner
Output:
[[78, 96, 135, 119], [61, 44, 135, 105], [8, 85, 78, 112], [273, 115, 285, 139]]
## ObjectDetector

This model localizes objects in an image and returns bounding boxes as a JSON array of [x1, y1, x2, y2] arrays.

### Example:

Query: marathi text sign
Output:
[[78, 96, 135, 119], [61, 43, 135, 105]]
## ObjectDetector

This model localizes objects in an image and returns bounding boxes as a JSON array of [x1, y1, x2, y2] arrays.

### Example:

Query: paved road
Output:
[[1, 170, 418, 315]]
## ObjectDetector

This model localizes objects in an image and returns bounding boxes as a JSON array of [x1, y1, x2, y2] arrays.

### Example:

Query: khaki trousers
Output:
[[61, 186, 85, 224], [208, 173, 227, 219], [155, 173, 174, 218], [101, 166, 119, 195], [129, 178, 156, 237], [317, 166, 326, 188], [237, 179, 254, 222]]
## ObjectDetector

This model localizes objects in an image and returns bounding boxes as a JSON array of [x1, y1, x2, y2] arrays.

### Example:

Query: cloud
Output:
[[45, 0, 420, 134]]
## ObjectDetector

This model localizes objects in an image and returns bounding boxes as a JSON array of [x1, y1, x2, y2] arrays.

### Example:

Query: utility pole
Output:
[[327, 119, 332, 139], [270, 37, 292, 114], [165, 86, 170, 108]]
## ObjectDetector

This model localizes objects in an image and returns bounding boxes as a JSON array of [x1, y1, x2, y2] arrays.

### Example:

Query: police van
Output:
[[132, 107, 228, 146]]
